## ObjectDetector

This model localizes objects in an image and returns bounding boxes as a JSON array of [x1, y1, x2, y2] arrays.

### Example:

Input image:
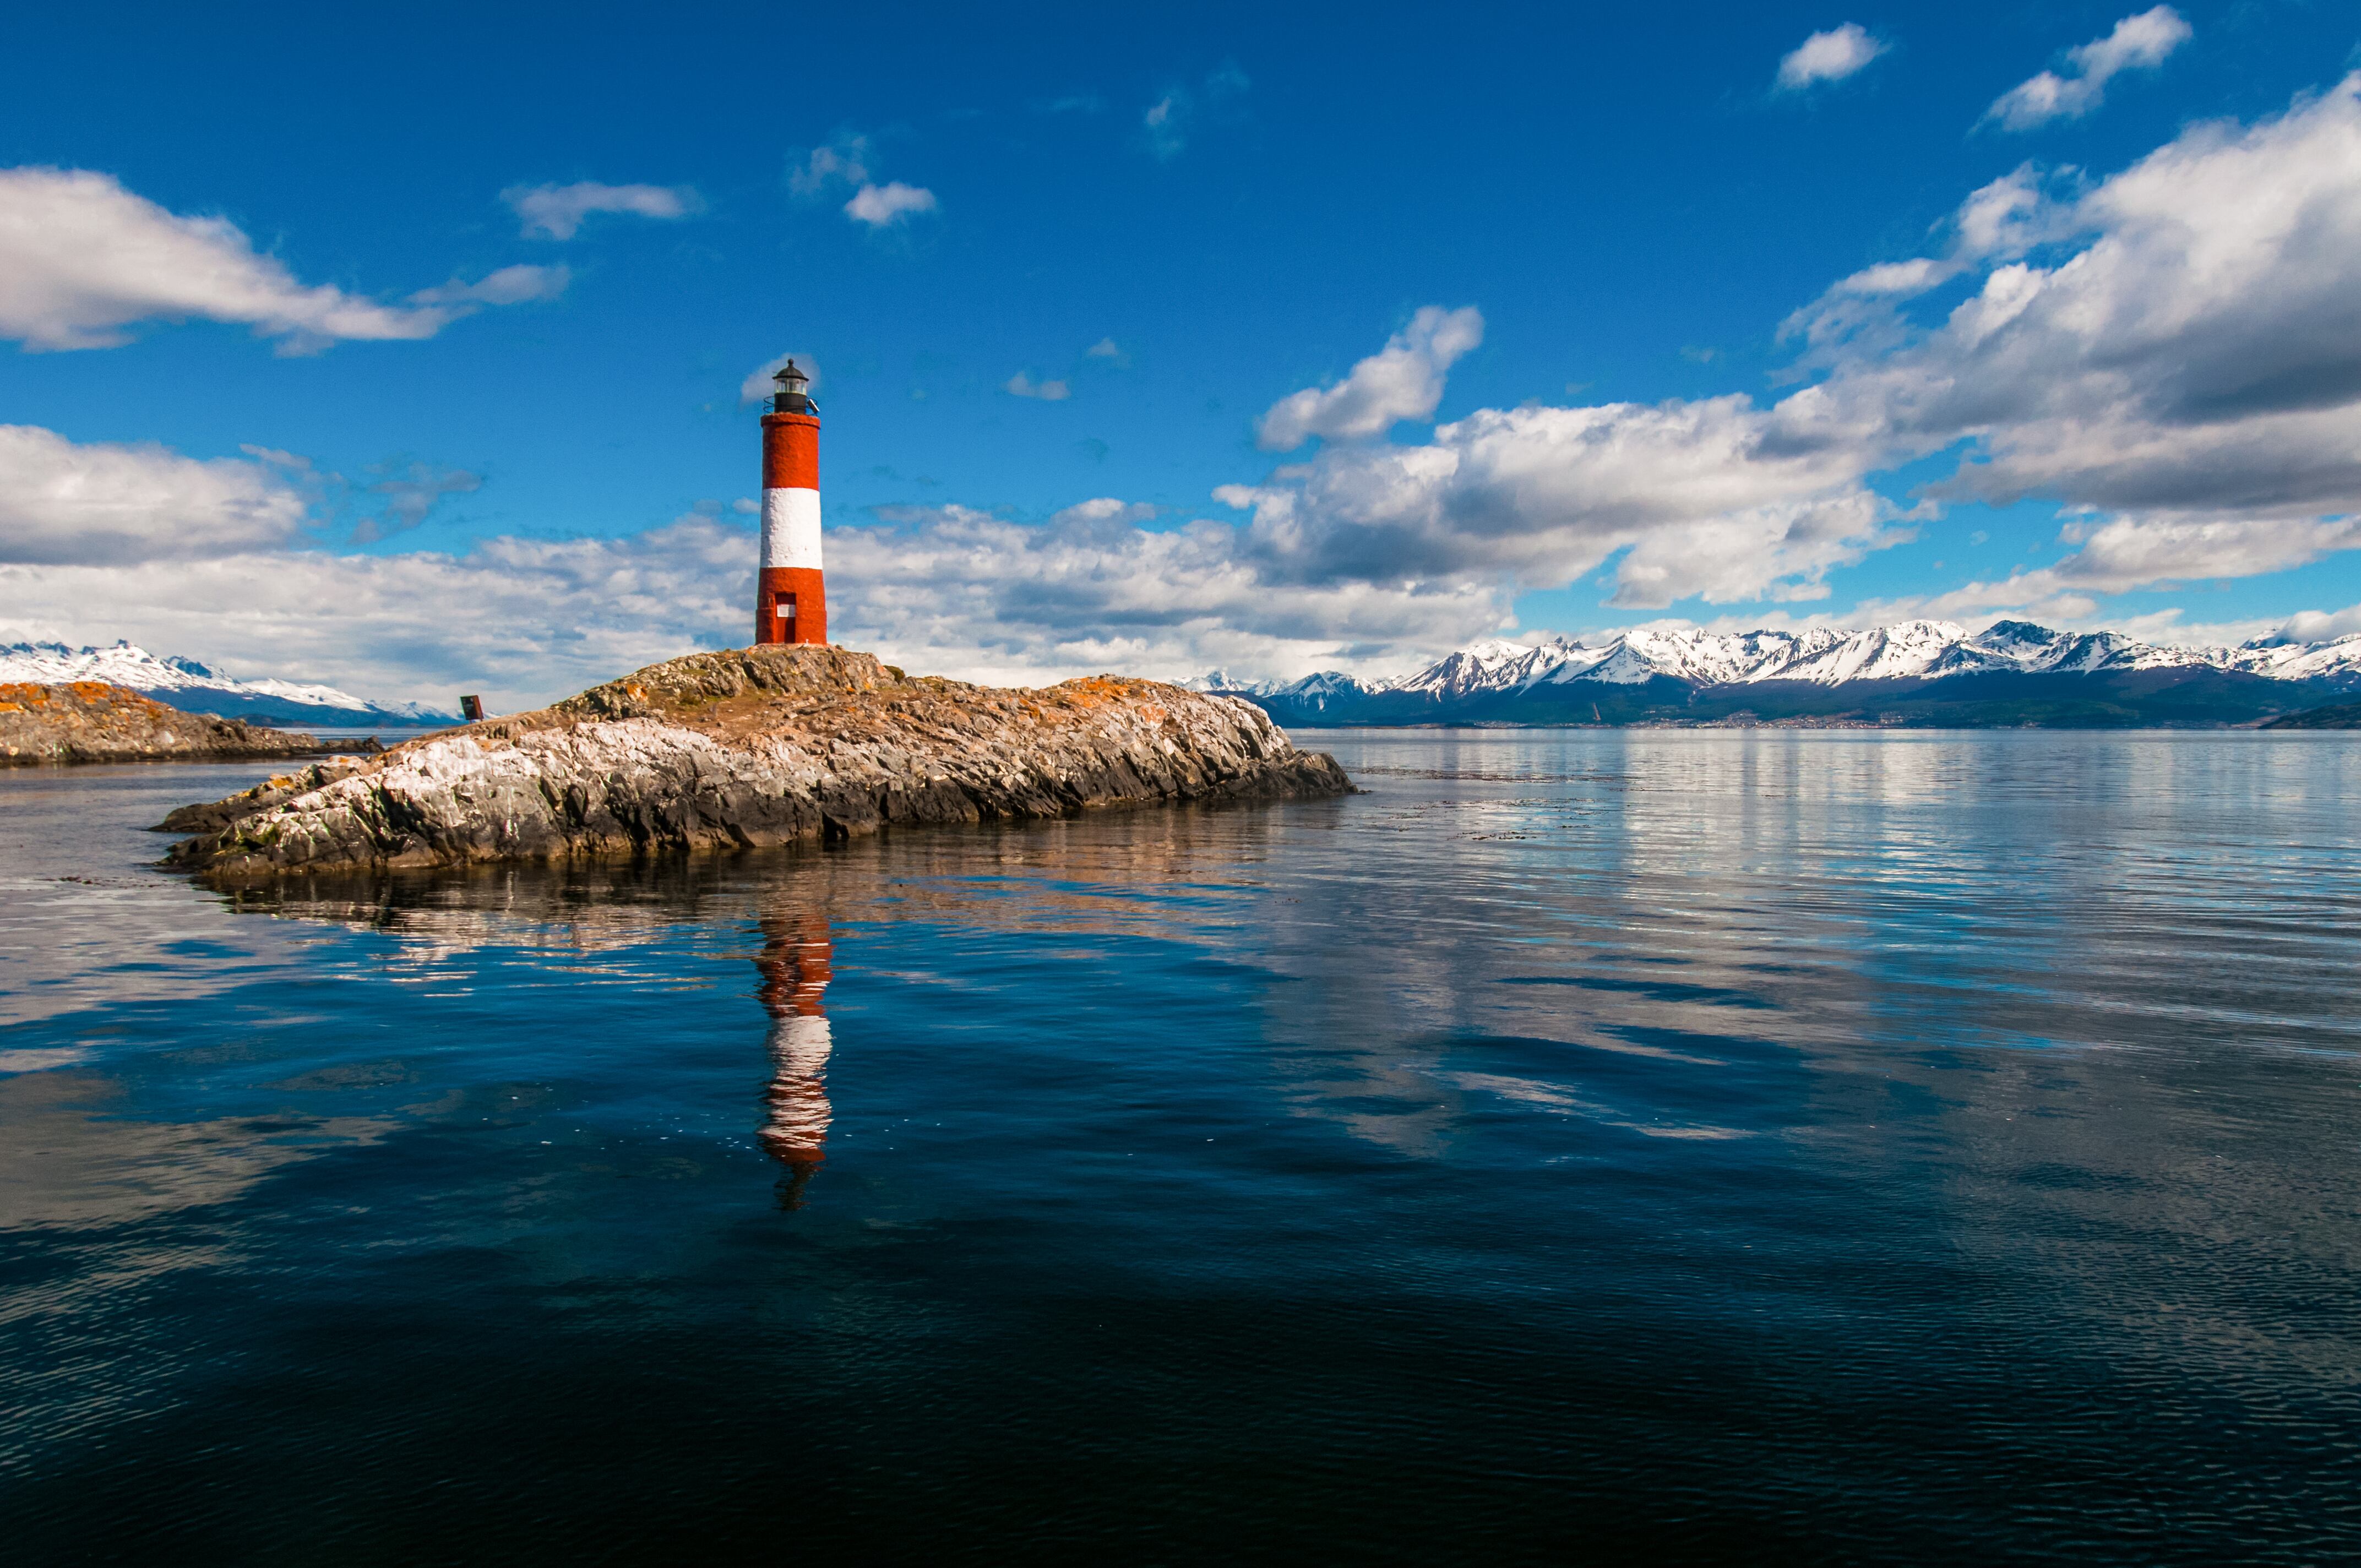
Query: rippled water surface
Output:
[[6, 730, 2361, 1563]]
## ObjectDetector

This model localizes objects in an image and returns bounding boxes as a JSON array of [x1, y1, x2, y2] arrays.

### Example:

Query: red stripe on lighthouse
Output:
[[763, 421, 819, 490]]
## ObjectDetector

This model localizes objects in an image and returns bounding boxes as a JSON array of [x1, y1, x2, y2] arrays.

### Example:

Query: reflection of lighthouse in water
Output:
[[755, 910, 833, 1207]]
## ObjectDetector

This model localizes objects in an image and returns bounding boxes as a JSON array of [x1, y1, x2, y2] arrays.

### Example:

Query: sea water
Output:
[[3, 730, 2360, 1562]]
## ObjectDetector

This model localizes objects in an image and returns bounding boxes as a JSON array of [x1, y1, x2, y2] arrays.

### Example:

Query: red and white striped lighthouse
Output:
[[755, 360, 826, 646]]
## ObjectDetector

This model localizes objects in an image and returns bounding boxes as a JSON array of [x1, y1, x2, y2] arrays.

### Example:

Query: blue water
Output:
[[5, 731, 2361, 1562]]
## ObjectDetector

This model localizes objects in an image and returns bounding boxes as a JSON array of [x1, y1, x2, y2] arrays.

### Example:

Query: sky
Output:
[[3, 0, 2360, 707]]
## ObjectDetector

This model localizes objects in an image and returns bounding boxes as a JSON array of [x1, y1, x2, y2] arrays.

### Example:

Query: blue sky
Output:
[[4, 1, 2360, 704]]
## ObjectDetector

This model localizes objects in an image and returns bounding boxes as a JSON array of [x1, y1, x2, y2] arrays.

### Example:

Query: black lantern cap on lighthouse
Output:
[[771, 360, 814, 416]]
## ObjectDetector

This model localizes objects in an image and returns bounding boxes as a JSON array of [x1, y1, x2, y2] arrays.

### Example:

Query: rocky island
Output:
[[161, 645, 1354, 876], [2, 680, 354, 765]]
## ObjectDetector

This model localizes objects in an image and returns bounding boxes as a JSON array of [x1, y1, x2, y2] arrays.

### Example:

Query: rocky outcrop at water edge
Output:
[[2, 680, 357, 766], [161, 645, 1354, 876]]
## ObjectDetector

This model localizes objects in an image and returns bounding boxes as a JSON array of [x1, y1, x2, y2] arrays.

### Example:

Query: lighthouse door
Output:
[[777, 594, 797, 634]]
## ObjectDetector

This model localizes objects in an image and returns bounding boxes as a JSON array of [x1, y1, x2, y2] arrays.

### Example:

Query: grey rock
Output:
[[152, 757, 379, 833]]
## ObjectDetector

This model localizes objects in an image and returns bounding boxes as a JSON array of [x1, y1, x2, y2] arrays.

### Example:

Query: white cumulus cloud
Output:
[[2267, 602, 2361, 644], [1984, 6, 2191, 131], [1226, 391, 1899, 609], [1005, 371, 1071, 401], [788, 135, 872, 197], [844, 181, 937, 227], [502, 181, 701, 240], [832, 502, 1497, 688], [0, 521, 744, 711], [1818, 74, 2361, 522], [1776, 24, 1888, 91], [786, 135, 936, 228], [352, 462, 483, 545], [1891, 515, 2361, 628], [0, 424, 314, 565], [1256, 306, 1484, 450], [0, 167, 551, 353], [407, 264, 570, 308]]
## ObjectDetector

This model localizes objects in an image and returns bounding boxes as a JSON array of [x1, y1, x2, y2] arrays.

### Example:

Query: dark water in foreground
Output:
[[4, 730, 2361, 1564]]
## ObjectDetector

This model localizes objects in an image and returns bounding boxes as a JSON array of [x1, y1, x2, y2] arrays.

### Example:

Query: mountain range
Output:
[[1192, 620, 2361, 729], [0, 642, 459, 728], [16, 619, 2359, 735]]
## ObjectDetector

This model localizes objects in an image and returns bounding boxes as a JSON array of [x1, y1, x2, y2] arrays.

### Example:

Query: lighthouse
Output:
[[755, 360, 826, 646]]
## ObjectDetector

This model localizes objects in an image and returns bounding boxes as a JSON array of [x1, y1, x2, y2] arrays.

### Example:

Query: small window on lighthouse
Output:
[[780, 596, 796, 622]]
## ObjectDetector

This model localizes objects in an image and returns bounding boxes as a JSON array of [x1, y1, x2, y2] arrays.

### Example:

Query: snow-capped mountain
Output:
[[1221, 620, 2361, 700], [1189, 669, 1389, 706], [0, 641, 458, 727], [1389, 637, 1588, 699], [1177, 668, 1259, 694], [1198, 619, 2361, 728], [1259, 670, 1390, 712], [2216, 634, 2361, 683]]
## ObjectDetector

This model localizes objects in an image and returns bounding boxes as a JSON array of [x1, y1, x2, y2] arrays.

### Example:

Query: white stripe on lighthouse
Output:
[[759, 488, 823, 571]]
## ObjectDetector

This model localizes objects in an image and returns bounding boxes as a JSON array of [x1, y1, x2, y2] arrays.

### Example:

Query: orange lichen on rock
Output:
[[1, 680, 329, 766]]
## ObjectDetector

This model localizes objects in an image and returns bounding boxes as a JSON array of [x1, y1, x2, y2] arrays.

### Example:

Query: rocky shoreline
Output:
[[2, 680, 365, 766], [161, 646, 1354, 876]]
